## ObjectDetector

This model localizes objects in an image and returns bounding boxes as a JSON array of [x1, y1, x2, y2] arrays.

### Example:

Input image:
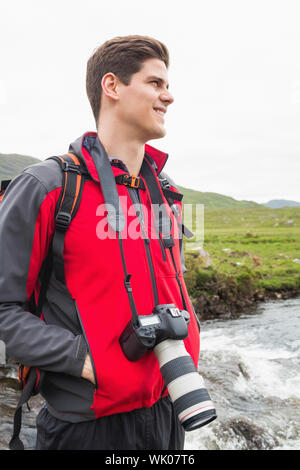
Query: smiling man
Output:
[[0, 35, 201, 450]]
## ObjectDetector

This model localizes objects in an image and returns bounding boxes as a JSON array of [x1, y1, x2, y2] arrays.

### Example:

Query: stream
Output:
[[185, 296, 300, 450], [0, 297, 299, 450]]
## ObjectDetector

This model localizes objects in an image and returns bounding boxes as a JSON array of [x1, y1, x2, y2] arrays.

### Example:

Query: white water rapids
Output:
[[185, 296, 300, 450]]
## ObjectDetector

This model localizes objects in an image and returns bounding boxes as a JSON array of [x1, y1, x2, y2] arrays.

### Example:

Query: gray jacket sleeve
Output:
[[0, 167, 87, 377]]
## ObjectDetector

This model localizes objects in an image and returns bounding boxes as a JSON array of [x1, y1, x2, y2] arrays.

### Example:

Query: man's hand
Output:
[[81, 353, 96, 385]]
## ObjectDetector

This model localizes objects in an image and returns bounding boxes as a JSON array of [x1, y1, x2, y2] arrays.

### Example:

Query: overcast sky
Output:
[[1, 0, 300, 203]]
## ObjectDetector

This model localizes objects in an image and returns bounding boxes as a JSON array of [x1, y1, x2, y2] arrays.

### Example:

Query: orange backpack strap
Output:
[[46, 153, 86, 283], [54, 153, 84, 226]]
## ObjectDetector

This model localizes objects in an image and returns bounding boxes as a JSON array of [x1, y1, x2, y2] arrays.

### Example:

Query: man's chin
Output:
[[149, 127, 166, 141]]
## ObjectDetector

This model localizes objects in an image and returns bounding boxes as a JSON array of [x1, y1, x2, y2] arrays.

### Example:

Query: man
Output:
[[0, 35, 200, 450]]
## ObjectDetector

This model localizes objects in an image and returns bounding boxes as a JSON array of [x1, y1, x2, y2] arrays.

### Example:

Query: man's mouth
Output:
[[153, 107, 166, 118]]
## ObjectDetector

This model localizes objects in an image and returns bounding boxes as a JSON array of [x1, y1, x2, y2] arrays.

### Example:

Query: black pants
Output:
[[35, 396, 185, 450]]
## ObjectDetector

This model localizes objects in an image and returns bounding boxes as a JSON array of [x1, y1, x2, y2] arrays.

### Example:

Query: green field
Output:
[[183, 206, 300, 314]]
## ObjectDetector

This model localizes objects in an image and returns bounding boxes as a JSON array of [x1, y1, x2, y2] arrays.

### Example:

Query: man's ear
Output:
[[101, 73, 120, 101]]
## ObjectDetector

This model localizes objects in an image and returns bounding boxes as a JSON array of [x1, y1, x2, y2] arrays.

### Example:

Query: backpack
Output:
[[0, 151, 189, 450]]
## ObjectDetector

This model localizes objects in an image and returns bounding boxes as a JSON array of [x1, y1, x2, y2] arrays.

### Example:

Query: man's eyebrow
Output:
[[147, 75, 169, 89]]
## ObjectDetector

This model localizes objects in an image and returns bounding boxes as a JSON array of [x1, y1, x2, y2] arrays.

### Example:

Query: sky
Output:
[[1, 0, 300, 204]]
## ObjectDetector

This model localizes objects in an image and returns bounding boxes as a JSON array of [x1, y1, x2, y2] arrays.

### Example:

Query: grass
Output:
[[183, 206, 300, 305]]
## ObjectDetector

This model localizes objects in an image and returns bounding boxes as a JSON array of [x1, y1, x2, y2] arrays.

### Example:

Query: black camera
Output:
[[119, 304, 190, 361], [119, 304, 217, 431]]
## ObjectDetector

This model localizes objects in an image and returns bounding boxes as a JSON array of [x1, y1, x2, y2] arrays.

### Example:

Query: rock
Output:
[[254, 290, 265, 300], [210, 294, 220, 302], [284, 219, 294, 226], [252, 255, 262, 267], [230, 419, 278, 450], [245, 232, 258, 238], [238, 362, 250, 380], [192, 247, 213, 268]]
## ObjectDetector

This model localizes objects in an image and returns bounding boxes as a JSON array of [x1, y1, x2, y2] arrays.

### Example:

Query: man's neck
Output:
[[97, 126, 145, 176]]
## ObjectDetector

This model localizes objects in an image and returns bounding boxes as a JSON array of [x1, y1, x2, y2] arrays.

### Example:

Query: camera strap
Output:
[[118, 234, 139, 328], [89, 137, 139, 327], [91, 137, 126, 233]]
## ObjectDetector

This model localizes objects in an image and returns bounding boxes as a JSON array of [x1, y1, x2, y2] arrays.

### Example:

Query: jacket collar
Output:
[[68, 132, 169, 182]]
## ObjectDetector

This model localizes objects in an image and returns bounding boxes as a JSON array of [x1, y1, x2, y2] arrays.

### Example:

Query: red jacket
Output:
[[0, 132, 200, 422]]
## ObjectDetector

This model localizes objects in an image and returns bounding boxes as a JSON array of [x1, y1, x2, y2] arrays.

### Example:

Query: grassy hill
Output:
[[178, 185, 260, 209], [0, 153, 41, 182]]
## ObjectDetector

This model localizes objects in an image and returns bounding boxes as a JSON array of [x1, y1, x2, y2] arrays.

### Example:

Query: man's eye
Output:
[[151, 81, 159, 86]]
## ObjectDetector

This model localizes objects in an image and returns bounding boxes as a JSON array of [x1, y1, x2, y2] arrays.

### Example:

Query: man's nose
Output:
[[160, 89, 174, 105]]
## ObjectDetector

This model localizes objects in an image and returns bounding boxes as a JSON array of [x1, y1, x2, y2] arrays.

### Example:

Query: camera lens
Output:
[[154, 339, 216, 431]]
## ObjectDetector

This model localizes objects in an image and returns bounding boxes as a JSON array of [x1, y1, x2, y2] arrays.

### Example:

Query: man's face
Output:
[[116, 58, 174, 142]]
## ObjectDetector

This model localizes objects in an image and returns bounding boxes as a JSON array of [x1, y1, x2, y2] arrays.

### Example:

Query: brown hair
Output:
[[86, 35, 170, 125]]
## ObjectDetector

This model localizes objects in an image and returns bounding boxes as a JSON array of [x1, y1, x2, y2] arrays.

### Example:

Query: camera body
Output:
[[119, 304, 190, 362]]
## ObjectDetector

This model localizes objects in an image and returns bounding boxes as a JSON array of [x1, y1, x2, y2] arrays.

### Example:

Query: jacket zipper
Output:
[[127, 187, 159, 306], [74, 299, 98, 389]]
